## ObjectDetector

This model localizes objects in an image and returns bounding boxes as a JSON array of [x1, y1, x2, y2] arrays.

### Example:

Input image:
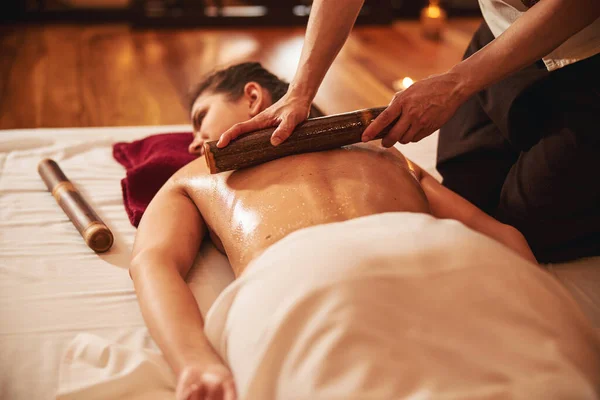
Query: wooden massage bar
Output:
[[204, 106, 399, 174]]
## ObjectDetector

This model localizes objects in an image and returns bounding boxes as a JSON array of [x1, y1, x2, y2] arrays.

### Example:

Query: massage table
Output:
[[1, 126, 599, 400]]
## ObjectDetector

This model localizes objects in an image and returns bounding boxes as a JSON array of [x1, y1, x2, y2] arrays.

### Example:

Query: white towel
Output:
[[205, 212, 600, 399]]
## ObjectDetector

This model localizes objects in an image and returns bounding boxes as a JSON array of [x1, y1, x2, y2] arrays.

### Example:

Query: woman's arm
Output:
[[362, 0, 600, 145], [408, 160, 537, 264], [217, 0, 364, 148], [130, 180, 236, 399]]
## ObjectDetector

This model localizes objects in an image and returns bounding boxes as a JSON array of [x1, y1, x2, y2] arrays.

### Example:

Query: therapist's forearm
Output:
[[289, 0, 364, 102], [452, 0, 600, 98]]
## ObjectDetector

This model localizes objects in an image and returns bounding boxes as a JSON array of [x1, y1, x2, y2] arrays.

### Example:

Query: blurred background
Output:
[[1, 0, 482, 129]]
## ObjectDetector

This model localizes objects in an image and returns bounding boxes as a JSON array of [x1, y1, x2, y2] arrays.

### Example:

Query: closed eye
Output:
[[193, 110, 206, 133]]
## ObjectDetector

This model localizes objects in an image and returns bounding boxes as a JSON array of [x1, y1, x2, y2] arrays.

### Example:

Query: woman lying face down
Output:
[[130, 62, 538, 400]]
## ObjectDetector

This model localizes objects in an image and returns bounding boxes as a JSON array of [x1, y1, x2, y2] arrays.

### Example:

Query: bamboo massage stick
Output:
[[38, 159, 114, 253], [204, 106, 399, 174]]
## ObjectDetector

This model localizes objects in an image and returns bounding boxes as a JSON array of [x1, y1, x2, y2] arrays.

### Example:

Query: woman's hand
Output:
[[216, 91, 312, 148], [362, 72, 471, 147], [176, 363, 237, 400]]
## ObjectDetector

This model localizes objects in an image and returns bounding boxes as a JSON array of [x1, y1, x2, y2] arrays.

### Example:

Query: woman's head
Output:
[[187, 62, 322, 155], [188, 63, 288, 155]]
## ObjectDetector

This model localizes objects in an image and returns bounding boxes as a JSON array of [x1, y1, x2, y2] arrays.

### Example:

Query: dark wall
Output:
[[4, 0, 481, 25], [392, 0, 481, 18]]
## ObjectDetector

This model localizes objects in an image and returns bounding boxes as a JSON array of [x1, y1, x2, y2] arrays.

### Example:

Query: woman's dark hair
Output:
[[188, 62, 323, 117]]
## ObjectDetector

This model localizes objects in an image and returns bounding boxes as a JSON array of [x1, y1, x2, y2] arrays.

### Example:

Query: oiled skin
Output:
[[172, 142, 430, 276]]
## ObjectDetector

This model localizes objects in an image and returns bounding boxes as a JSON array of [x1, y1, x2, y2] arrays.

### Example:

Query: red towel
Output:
[[113, 132, 196, 227]]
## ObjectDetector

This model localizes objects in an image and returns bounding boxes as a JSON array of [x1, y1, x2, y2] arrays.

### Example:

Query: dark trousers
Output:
[[437, 22, 600, 263]]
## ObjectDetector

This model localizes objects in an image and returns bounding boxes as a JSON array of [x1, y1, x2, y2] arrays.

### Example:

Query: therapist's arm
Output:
[[454, 0, 600, 99], [130, 176, 236, 400], [363, 0, 600, 145], [286, 0, 364, 107], [217, 0, 365, 148]]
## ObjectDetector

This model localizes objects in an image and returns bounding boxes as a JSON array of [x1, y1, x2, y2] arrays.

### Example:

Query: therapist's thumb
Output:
[[217, 116, 265, 148]]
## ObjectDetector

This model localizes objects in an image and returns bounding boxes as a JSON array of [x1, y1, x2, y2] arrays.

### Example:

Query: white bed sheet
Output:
[[0, 126, 597, 400], [0, 126, 236, 400]]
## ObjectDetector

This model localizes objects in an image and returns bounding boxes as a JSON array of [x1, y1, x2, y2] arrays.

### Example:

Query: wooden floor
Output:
[[0, 19, 481, 130]]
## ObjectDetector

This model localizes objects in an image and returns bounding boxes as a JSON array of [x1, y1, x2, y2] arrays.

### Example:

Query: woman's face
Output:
[[188, 92, 250, 155]]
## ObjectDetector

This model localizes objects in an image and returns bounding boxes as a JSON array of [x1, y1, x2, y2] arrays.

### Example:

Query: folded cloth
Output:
[[113, 132, 196, 227], [205, 212, 600, 399], [57, 332, 175, 400]]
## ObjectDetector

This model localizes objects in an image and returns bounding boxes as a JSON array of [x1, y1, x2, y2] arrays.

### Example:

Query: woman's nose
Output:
[[188, 138, 204, 155]]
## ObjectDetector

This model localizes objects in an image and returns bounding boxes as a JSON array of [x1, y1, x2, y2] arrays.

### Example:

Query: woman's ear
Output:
[[243, 82, 271, 117]]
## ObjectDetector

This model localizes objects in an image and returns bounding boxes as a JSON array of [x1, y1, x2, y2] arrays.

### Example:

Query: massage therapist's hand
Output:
[[217, 91, 312, 148], [176, 363, 237, 400], [362, 72, 471, 147]]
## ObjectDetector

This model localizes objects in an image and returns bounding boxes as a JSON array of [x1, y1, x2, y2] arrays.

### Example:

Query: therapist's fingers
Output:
[[217, 92, 311, 148], [270, 113, 304, 146], [361, 97, 403, 142], [398, 123, 422, 145], [412, 128, 431, 143], [368, 72, 472, 146], [217, 115, 269, 148], [381, 114, 410, 148]]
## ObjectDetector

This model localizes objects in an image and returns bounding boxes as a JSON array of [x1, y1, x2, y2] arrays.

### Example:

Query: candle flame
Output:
[[402, 77, 414, 89], [425, 4, 442, 18], [393, 77, 415, 91]]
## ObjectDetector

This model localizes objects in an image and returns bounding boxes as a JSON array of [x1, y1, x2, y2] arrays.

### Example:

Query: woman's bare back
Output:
[[175, 142, 430, 275]]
